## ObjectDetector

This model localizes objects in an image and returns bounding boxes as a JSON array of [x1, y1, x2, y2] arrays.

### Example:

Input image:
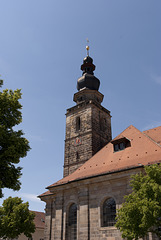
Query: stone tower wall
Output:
[[64, 100, 111, 177], [91, 104, 112, 154], [64, 104, 93, 177]]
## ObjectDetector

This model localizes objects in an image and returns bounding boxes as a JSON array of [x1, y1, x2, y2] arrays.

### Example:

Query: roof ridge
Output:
[[143, 125, 161, 132], [30, 210, 45, 214], [112, 125, 135, 140], [133, 126, 161, 148], [142, 132, 161, 148]]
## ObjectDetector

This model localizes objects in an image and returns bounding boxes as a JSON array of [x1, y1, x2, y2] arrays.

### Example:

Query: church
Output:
[[39, 46, 161, 240]]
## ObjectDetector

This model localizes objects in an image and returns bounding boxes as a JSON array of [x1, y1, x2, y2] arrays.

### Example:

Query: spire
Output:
[[77, 42, 100, 91], [86, 38, 89, 56]]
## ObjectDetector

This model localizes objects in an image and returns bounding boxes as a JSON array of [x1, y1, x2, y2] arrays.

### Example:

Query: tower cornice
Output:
[[66, 100, 111, 116], [73, 89, 104, 104]]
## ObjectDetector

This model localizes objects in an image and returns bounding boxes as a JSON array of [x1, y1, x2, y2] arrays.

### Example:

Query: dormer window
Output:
[[111, 136, 131, 152], [114, 142, 125, 152]]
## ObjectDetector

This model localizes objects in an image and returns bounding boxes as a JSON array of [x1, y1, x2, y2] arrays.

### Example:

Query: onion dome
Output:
[[77, 55, 100, 91]]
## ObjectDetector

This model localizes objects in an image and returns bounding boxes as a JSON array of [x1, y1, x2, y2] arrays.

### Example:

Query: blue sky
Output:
[[0, 0, 161, 212]]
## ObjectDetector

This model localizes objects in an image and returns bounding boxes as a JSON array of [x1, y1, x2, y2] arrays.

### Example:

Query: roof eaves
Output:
[[47, 164, 145, 189], [38, 191, 55, 198]]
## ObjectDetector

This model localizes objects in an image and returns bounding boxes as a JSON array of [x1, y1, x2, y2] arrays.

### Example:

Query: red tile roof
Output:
[[40, 125, 161, 196], [31, 211, 45, 229], [38, 190, 54, 197], [143, 126, 161, 144]]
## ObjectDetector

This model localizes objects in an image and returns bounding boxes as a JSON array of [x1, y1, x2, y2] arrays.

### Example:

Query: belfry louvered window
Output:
[[76, 117, 80, 131], [66, 203, 77, 240], [102, 198, 116, 227]]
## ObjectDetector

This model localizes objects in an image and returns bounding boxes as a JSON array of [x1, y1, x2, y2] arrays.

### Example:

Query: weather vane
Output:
[[86, 38, 89, 56]]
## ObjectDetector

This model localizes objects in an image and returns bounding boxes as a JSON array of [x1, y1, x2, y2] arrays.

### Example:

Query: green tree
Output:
[[0, 196, 35, 239], [116, 164, 161, 240], [0, 80, 30, 197]]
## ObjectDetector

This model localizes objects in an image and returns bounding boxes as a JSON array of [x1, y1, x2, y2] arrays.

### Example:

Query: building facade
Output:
[[10, 211, 45, 240], [39, 51, 161, 240]]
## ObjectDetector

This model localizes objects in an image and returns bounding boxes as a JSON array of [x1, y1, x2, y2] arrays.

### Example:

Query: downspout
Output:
[[49, 200, 53, 240], [61, 191, 64, 240], [88, 186, 90, 240]]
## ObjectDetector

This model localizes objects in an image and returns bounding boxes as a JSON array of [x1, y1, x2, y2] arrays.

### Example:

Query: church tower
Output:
[[64, 46, 112, 177]]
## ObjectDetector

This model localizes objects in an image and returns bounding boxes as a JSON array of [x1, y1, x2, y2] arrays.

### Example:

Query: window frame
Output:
[[66, 203, 77, 240], [114, 142, 125, 152], [101, 197, 116, 227]]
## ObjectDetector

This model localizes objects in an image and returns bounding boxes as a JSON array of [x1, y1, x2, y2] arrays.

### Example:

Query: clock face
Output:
[[74, 137, 82, 146]]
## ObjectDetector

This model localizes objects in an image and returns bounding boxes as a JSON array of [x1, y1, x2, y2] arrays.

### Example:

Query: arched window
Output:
[[102, 198, 116, 227], [66, 203, 77, 240], [76, 117, 80, 131]]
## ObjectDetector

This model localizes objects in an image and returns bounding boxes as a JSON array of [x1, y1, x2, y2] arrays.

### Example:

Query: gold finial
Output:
[[86, 38, 89, 56]]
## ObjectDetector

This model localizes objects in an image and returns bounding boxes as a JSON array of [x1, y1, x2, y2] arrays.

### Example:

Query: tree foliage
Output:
[[0, 80, 30, 197], [0, 196, 35, 239], [116, 164, 161, 240]]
